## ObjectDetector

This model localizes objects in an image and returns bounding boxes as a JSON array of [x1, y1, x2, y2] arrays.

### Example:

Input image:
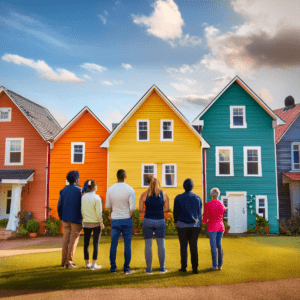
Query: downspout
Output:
[[46, 142, 51, 219], [203, 148, 207, 204]]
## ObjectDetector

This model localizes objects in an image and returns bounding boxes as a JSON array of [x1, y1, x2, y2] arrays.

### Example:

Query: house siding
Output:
[[276, 115, 300, 219], [108, 90, 203, 207], [200, 82, 279, 233], [0, 92, 48, 232]]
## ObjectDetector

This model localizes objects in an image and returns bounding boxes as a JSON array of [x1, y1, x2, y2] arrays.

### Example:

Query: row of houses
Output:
[[0, 76, 299, 236]]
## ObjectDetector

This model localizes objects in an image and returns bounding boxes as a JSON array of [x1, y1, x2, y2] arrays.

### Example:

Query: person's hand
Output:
[[108, 215, 111, 220], [100, 223, 105, 230]]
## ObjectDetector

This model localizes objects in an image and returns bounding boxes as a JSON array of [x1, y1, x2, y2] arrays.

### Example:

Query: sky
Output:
[[1, 0, 299, 129]]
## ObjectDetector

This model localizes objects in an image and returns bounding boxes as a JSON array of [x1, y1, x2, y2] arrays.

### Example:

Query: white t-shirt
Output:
[[105, 182, 136, 219]]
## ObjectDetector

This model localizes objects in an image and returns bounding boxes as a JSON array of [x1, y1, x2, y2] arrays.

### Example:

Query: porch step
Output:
[[0, 229, 17, 239]]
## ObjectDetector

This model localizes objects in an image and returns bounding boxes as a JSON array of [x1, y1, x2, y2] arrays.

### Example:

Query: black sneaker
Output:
[[193, 269, 198, 274], [179, 268, 187, 272]]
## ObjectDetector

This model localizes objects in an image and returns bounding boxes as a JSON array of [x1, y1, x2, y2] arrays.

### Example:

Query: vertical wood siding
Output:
[[276, 115, 300, 219], [49, 111, 109, 219], [200, 83, 279, 233], [0, 93, 48, 232], [108, 91, 203, 208]]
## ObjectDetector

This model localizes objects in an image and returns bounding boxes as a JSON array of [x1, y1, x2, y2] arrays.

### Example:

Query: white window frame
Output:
[[255, 195, 268, 220], [141, 163, 157, 187], [215, 146, 234, 176], [243, 146, 262, 177], [0, 108, 12, 122], [162, 163, 177, 187], [160, 119, 174, 142], [220, 196, 229, 222], [5, 138, 24, 166], [291, 142, 300, 171], [137, 119, 150, 142], [230, 106, 247, 129], [71, 142, 85, 164]]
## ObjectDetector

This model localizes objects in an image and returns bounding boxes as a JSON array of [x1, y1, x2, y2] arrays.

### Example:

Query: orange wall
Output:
[[49, 111, 110, 219], [0, 92, 48, 232]]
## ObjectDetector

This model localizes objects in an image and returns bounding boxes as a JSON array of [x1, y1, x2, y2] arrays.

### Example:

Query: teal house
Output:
[[193, 77, 285, 233]]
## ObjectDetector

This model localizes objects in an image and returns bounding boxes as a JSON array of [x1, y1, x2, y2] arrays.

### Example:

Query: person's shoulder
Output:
[[190, 192, 202, 200], [95, 194, 102, 201], [125, 183, 135, 192]]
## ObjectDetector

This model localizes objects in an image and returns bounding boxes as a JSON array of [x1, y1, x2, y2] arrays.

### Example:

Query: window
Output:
[[221, 197, 228, 222], [6, 190, 12, 214], [141, 164, 157, 187], [230, 106, 247, 128], [256, 195, 268, 220], [71, 142, 85, 164], [292, 142, 300, 171], [162, 164, 177, 187], [161, 120, 174, 141], [5, 138, 24, 166], [0, 108, 11, 122], [243, 146, 262, 176], [137, 120, 149, 141], [215, 146, 234, 176]]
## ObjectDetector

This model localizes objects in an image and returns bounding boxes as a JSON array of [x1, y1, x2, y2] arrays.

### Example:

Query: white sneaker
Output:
[[91, 264, 102, 270], [85, 263, 92, 269]]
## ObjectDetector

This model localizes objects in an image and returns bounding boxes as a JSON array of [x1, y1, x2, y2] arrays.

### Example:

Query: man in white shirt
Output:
[[106, 169, 136, 274]]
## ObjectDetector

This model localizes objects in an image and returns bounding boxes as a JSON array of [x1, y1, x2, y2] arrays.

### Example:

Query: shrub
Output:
[[18, 225, 28, 236], [165, 217, 177, 235], [45, 216, 61, 235], [26, 219, 40, 233], [0, 219, 8, 228], [255, 214, 269, 228], [223, 219, 230, 228], [247, 227, 256, 233], [200, 223, 208, 237], [102, 208, 111, 236]]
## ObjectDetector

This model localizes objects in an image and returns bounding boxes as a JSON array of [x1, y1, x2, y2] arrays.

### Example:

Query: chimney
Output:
[[112, 123, 119, 131], [283, 96, 295, 111]]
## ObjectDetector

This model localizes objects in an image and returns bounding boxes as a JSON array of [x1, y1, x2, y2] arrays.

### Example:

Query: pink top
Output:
[[202, 199, 226, 233]]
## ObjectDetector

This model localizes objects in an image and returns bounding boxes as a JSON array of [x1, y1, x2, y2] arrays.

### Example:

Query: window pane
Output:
[[10, 152, 21, 163], [223, 199, 228, 208], [165, 174, 174, 186], [219, 162, 230, 174], [247, 162, 258, 174], [294, 151, 299, 164], [294, 164, 300, 170], [293, 144, 299, 151], [144, 166, 154, 174], [163, 131, 172, 139], [259, 199, 265, 207], [6, 199, 11, 214], [10, 141, 21, 152], [219, 150, 230, 162], [259, 208, 265, 218], [74, 153, 83, 163], [224, 209, 228, 218], [0, 111, 8, 119], [163, 122, 171, 130], [139, 122, 147, 131], [233, 116, 243, 126], [7, 190, 12, 198], [139, 131, 147, 140], [74, 145, 83, 153], [165, 165, 174, 174]]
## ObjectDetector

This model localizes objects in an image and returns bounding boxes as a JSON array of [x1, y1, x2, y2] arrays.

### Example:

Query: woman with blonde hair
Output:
[[139, 177, 170, 274]]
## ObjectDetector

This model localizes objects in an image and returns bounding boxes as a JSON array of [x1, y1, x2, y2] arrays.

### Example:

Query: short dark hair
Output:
[[183, 178, 194, 192], [117, 169, 126, 180], [66, 170, 80, 184], [86, 180, 97, 192]]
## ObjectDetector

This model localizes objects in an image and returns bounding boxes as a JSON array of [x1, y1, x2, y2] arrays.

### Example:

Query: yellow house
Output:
[[101, 86, 210, 207]]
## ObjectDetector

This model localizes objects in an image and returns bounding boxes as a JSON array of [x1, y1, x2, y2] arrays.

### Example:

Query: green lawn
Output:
[[0, 236, 300, 290]]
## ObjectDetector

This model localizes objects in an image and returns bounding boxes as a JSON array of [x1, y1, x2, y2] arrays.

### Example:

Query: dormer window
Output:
[[230, 106, 247, 128], [0, 108, 11, 122], [137, 120, 149, 141], [161, 120, 174, 141]]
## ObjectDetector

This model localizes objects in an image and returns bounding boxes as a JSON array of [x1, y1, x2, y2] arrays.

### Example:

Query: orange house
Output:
[[49, 107, 110, 224]]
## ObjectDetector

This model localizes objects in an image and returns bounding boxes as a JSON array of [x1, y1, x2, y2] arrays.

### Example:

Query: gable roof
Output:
[[100, 85, 210, 148], [273, 104, 300, 143], [0, 86, 62, 141], [192, 76, 285, 127], [52, 106, 110, 143]]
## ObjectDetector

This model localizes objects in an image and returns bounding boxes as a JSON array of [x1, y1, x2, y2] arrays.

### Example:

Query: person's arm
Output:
[[173, 196, 179, 224], [95, 196, 105, 229], [129, 187, 136, 216], [202, 203, 209, 224], [139, 192, 146, 213], [199, 196, 203, 223], [163, 192, 170, 213], [105, 190, 112, 210], [57, 192, 62, 220]]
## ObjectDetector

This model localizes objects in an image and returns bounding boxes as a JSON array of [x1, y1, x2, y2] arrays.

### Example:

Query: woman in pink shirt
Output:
[[202, 187, 226, 270]]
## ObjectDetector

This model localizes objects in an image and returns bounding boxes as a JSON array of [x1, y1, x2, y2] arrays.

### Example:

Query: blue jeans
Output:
[[208, 231, 223, 268], [110, 218, 133, 272]]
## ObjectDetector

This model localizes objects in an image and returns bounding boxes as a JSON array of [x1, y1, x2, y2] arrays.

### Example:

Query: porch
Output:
[[282, 173, 300, 215]]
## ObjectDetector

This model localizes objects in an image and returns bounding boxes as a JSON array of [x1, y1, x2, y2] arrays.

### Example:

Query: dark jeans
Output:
[[177, 227, 200, 271], [83, 226, 101, 260], [110, 218, 133, 272]]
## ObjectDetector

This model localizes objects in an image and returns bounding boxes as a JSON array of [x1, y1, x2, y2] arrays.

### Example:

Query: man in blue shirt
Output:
[[174, 178, 202, 274], [57, 170, 82, 268]]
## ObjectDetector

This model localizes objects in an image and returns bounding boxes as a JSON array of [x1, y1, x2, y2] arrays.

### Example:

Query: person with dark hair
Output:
[[82, 179, 91, 195], [106, 169, 136, 274], [139, 177, 169, 274], [57, 170, 82, 268], [173, 179, 202, 274], [81, 180, 105, 270]]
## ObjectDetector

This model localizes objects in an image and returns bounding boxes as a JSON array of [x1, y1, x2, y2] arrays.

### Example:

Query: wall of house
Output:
[[276, 115, 300, 219], [49, 111, 109, 219], [200, 82, 279, 233], [0, 92, 48, 232], [108, 90, 203, 208]]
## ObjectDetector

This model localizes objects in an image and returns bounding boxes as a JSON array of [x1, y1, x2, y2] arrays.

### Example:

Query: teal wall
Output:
[[201, 82, 279, 233]]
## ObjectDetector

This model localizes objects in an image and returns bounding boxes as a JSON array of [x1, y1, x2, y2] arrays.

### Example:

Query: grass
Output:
[[0, 236, 300, 290]]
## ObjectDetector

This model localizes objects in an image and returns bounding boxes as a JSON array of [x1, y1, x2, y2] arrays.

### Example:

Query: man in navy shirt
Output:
[[57, 170, 82, 268], [174, 178, 202, 274]]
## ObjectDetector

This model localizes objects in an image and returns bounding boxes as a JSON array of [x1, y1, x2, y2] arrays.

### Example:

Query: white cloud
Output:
[[260, 88, 274, 103], [81, 63, 107, 73], [2, 54, 84, 83], [98, 14, 107, 24], [83, 74, 92, 80], [100, 80, 113, 86], [167, 64, 194, 74], [169, 34, 202, 47], [49, 107, 70, 127], [122, 63, 132, 70]]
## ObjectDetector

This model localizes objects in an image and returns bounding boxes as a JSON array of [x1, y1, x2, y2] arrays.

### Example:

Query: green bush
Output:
[[279, 214, 300, 236], [132, 209, 143, 232], [26, 219, 40, 233], [0, 219, 8, 228], [200, 223, 208, 237], [223, 219, 230, 228], [165, 216, 177, 235], [247, 227, 256, 233], [255, 214, 269, 228], [45, 216, 61, 235], [18, 225, 28, 236], [102, 208, 111, 236]]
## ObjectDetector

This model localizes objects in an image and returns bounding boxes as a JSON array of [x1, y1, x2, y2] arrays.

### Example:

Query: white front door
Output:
[[0, 186, 12, 221], [227, 193, 247, 233]]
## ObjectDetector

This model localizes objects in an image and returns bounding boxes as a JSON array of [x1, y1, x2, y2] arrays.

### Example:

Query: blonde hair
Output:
[[147, 178, 161, 198]]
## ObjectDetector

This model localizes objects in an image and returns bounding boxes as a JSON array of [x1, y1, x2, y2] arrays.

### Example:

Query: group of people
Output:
[[57, 169, 226, 274]]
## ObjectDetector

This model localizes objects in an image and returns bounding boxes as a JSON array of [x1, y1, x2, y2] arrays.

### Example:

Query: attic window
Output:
[[0, 108, 11, 122], [230, 106, 247, 128], [137, 120, 150, 141], [161, 120, 174, 141]]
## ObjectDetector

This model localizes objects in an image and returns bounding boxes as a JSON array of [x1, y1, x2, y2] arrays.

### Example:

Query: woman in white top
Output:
[[81, 180, 105, 270]]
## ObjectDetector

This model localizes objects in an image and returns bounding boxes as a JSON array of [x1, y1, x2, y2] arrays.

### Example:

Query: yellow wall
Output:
[[108, 90, 203, 208]]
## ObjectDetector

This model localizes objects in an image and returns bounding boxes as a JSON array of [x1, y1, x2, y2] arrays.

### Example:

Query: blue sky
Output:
[[1, 0, 299, 129]]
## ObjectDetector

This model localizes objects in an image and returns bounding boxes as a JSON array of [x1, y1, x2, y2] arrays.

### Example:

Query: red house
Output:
[[0, 86, 61, 238]]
